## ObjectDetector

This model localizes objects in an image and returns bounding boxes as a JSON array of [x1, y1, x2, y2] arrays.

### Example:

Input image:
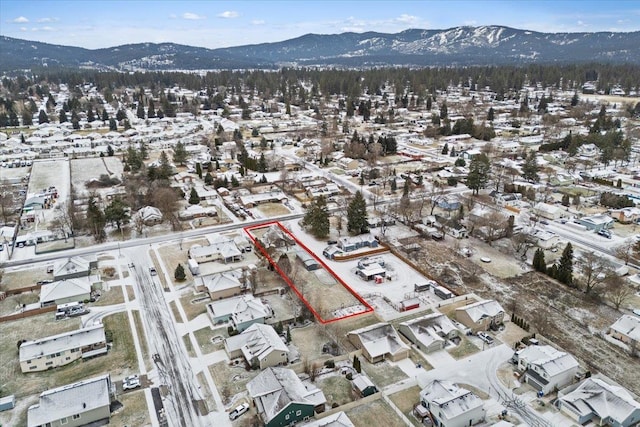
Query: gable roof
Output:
[[516, 345, 579, 377], [399, 313, 458, 348], [199, 269, 243, 294], [27, 374, 111, 427], [225, 323, 288, 362], [303, 411, 355, 427], [610, 314, 640, 342], [559, 378, 640, 425], [53, 256, 92, 278], [456, 299, 504, 323], [348, 323, 409, 359], [247, 367, 326, 424], [420, 380, 483, 421], [20, 323, 105, 362], [39, 278, 91, 304]]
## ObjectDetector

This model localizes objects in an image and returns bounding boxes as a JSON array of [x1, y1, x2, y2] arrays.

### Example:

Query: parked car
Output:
[[229, 403, 249, 420], [123, 374, 141, 390], [149, 267, 157, 276], [477, 332, 494, 345], [597, 229, 612, 239]]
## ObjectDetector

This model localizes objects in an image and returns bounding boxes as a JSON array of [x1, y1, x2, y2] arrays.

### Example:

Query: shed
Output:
[[400, 298, 420, 312], [0, 395, 15, 412], [352, 375, 378, 397]]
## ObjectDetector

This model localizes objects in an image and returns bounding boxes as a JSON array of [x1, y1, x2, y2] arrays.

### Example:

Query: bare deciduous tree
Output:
[[605, 279, 635, 310], [577, 251, 614, 295]]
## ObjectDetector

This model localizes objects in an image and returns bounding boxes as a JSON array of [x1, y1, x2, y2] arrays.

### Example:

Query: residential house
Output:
[[239, 190, 288, 208], [196, 269, 245, 300], [247, 367, 326, 427], [52, 256, 96, 281], [352, 375, 378, 397], [135, 206, 163, 225], [337, 234, 378, 252], [188, 238, 242, 264], [337, 157, 359, 170], [609, 315, 640, 347], [419, 380, 486, 427], [455, 299, 505, 332], [39, 278, 92, 307], [27, 374, 114, 427], [347, 323, 410, 363], [295, 249, 320, 271], [576, 214, 615, 232], [557, 377, 640, 427], [302, 412, 355, 427], [533, 202, 563, 221], [531, 229, 559, 249], [322, 245, 343, 260], [512, 345, 579, 394], [20, 324, 107, 372], [398, 313, 460, 353], [610, 207, 640, 224], [224, 323, 289, 369], [23, 196, 47, 211], [207, 294, 272, 332]]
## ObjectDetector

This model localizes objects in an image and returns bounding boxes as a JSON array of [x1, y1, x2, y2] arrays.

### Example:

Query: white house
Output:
[[347, 323, 410, 363], [609, 314, 640, 347], [420, 380, 485, 427], [512, 345, 579, 394], [455, 299, 505, 332]]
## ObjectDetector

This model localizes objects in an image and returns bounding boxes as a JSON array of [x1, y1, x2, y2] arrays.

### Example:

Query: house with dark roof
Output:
[[247, 367, 326, 427]]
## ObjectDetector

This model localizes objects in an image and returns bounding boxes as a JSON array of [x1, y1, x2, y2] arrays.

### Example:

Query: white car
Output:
[[477, 332, 494, 345], [149, 267, 157, 276], [123, 375, 141, 390], [229, 402, 249, 420]]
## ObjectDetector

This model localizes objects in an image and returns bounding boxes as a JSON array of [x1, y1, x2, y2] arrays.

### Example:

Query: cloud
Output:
[[218, 11, 239, 19], [13, 16, 29, 23], [20, 27, 27, 32], [251, 19, 265, 25], [37, 17, 58, 23], [395, 14, 419, 25], [182, 12, 206, 20], [169, 13, 177, 19]]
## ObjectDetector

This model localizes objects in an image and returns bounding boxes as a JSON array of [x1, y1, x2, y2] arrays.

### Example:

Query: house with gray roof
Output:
[[609, 314, 640, 347], [398, 312, 460, 353], [347, 322, 410, 363], [247, 367, 326, 427], [557, 377, 640, 427], [52, 256, 96, 281], [20, 323, 107, 372], [27, 374, 114, 427], [39, 278, 92, 307], [196, 269, 245, 300], [419, 380, 485, 427], [207, 294, 272, 332], [455, 299, 505, 332], [225, 323, 289, 369]]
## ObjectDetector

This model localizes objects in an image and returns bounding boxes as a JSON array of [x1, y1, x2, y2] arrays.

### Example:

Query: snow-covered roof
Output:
[[27, 374, 111, 427], [199, 269, 243, 294], [352, 375, 375, 392], [53, 256, 92, 278], [420, 380, 483, 421], [399, 313, 458, 348], [225, 323, 288, 363], [456, 299, 504, 323], [39, 278, 91, 304], [20, 324, 105, 362], [559, 378, 640, 425], [610, 315, 640, 342], [303, 411, 355, 427], [247, 367, 326, 424], [516, 345, 579, 377], [348, 323, 409, 359]]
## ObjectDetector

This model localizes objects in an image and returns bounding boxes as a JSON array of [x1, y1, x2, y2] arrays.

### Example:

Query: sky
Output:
[[1, 0, 639, 50]]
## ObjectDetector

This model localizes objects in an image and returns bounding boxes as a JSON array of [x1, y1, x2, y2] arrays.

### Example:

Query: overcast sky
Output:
[[1, 0, 639, 49]]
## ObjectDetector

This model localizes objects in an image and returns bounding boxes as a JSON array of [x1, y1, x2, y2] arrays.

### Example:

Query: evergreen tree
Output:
[[173, 141, 188, 166], [147, 99, 156, 118], [390, 179, 397, 192], [533, 248, 547, 273], [136, 102, 145, 119], [561, 194, 570, 206], [101, 109, 109, 122], [107, 145, 114, 157], [87, 196, 106, 242], [571, 92, 579, 107], [204, 172, 214, 185], [347, 191, 368, 235], [231, 175, 239, 187], [188, 188, 200, 205], [174, 264, 186, 281], [521, 152, 540, 182], [109, 118, 117, 131], [22, 110, 33, 126], [116, 109, 126, 121], [38, 110, 49, 124], [158, 151, 173, 179], [487, 107, 495, 121], [440, 102, 448, 120], [303, 195, 330, 238], [466, 153, 491, 195], [195, 162, 202, 179], [104, 197, 130, 231], [441, 143, 449, 155], [87, 108, 95, 122], [557, 243, 574, 286], [258, 153, 267, 172], [59, 110, 67, 123]]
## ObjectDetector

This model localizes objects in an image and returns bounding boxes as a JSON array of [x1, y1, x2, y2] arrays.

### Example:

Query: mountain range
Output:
[[2, 25, 639, 72]]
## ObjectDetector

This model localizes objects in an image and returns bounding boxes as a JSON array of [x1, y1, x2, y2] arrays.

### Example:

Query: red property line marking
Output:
[[243, 221, 374, 324]]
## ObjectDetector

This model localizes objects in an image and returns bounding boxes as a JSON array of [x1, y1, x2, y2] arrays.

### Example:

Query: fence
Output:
[[333, 245, 390, 262], [0, 305, 56, 323], [4, 284, 41, 295]]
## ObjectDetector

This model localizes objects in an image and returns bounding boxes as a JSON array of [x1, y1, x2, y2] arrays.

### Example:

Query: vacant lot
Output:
[[257, 202, 290, 216], [362, 360, 408, 389], [389, 386, 422, 427], [110, 390, 150, 427], [291, 324, 330, 362], [317, 374, 356, 407], [346, 398, 406, 427]]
